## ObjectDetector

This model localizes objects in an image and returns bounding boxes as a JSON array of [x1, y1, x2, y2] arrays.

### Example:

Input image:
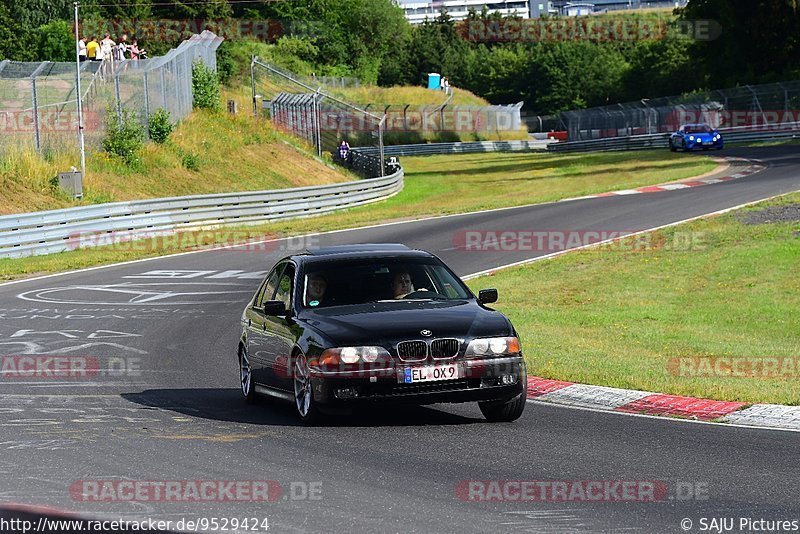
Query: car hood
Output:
[[297, 300, 512, 347]]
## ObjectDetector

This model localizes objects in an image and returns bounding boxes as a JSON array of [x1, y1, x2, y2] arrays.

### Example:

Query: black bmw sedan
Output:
[[237, 244, 527, 423]]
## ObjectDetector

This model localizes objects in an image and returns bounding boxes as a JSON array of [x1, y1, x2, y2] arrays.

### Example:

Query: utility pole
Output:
[[74, 1, 87, 181]]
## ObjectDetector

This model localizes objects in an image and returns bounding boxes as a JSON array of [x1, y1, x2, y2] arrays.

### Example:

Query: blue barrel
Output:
[[427, 73, 441, 90]]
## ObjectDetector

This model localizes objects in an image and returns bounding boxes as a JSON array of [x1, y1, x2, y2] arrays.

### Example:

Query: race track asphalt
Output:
[[1, 146, 798, 533]]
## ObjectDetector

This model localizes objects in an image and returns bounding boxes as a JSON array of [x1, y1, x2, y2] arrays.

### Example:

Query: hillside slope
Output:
[[0, 108, 352, 215]]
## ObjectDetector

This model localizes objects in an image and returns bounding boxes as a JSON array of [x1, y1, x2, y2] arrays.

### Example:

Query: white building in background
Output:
[[395, 0, 532, 25]]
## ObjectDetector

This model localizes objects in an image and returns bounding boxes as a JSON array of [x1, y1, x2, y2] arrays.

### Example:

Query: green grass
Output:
[[466, 192, 800, 406], [331, 85, 490, 107], [0, 149, 716, 281]]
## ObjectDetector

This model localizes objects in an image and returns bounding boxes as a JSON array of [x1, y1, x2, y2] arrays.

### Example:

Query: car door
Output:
[[246, 262, 285, 386], [263, 263, 298, 391]]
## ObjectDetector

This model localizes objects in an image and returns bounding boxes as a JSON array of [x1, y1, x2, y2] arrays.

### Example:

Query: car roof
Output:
[[305, 244, 411, 256], [292, 244, 436, 264], [681, 123, 712, 128]]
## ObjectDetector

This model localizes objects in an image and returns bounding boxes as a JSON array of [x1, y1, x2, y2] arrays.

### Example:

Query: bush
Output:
[[192, 60, 221, 111], [103, 107, 145, 166], [181, 151, 200, 171], [148, 108, 173, 144]]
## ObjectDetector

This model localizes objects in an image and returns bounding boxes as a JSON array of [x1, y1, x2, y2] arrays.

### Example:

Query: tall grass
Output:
[[0, 96, 352, 215]]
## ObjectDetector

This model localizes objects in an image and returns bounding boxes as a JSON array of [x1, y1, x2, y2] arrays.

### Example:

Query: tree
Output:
[[36, 20, 74, 62], [679, 0, 800, 86], [0, 4, 17, 60], [524, 42, 629, 113], [154, 0, 231, 19]]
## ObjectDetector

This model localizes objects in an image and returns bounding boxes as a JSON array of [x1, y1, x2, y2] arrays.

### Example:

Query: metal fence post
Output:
[[143, 70, 151, 137], [160, 67, 167, 109], [314, 92, 322, 157], [379, 115, 386, 177], [29, 62, 49, 151], [250, 56, 258, 117], [114, 69, 122, 124], [31, 77, 41, 151]]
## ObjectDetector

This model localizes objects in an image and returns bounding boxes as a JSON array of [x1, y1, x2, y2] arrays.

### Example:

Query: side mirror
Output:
[[262, 300, 288, 316], [478, 289, 498, 304]]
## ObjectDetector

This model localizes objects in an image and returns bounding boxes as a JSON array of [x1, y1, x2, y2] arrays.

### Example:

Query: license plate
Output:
[[401, 364, 459, 384]]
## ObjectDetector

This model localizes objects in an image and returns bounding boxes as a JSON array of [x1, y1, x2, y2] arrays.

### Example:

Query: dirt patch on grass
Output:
[[737, 204, 800, 225]]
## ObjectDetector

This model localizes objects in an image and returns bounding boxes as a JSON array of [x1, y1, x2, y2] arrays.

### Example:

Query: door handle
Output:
[[262, 323, 267, 331], [247, 318, 251, 327]]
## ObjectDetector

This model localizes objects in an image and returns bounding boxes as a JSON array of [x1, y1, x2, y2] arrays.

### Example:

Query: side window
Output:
[[255, 263, 285, 308], [274, 265, 295, 310]]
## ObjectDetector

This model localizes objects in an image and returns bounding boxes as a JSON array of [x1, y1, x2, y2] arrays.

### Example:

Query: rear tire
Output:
[[479, 388, 527, 422]]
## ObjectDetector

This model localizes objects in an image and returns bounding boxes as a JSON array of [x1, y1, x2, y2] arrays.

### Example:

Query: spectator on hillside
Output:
[[129, 40, 142, 61], [338, 140, 351, 165], [87, 37, 100, 61], [100, 34, 115, 78], [100, 34, 114, 63], [114, 34, 128, 61], [78, 37, 87, 62]]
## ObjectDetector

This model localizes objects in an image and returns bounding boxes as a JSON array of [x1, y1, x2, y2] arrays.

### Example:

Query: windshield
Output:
[[302, 257, 472, 308], [684, 124, 712, 133]]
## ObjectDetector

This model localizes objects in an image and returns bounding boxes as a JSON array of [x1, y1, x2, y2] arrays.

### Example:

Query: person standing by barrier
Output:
[[129, 40, 142, 60], [338, 140, 351, 166], [115, 34, 128, 61], [78, 37, 87, 62], [87, 37, 99, 61], [100, 34, 115, 78]]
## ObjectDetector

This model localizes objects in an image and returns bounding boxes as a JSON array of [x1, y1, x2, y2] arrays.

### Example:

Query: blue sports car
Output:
[[669, 123, 723, 152]]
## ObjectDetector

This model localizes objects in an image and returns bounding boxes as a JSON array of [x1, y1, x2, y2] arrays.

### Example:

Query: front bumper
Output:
[[686, 138, 723, 150], [310, 356, 526, 406]]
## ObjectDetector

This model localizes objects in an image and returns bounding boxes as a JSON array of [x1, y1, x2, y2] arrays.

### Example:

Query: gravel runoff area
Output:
[[736, 203, 800, 225]]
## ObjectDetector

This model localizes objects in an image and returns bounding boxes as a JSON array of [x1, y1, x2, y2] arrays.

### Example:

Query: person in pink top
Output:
[[129, 40, 144, 60]]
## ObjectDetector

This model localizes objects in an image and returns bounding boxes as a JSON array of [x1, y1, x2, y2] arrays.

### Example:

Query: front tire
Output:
[[239, 345, 258, 404], [479, 388, 527, 422], [293, 352, 321, 424]]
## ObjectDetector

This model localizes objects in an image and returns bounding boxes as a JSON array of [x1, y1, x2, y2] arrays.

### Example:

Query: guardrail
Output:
[[550, 127, 800, 153], [0, 165, 403, 259], [354, 139, 554, 158]]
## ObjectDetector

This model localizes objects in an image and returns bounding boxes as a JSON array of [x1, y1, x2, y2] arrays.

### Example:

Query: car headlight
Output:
[[316, 346, 390, 366], [689, 136, 694, 141], [465, 337, 521, 358]]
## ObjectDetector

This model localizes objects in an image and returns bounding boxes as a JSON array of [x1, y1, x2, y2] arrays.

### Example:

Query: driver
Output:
[[391, 271, 414, 299]]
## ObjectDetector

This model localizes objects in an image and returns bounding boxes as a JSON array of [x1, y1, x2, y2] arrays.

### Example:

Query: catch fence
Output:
[[561, 80, 800, 141], [251, 57, 386, 177], [0, 30, 221, 156]]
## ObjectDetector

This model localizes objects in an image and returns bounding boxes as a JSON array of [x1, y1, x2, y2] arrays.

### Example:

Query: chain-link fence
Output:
[[251, 57, 386, 177], [306, 74, 361, 89], [561, 80, 800, 141], [0, 30, 221, 156]]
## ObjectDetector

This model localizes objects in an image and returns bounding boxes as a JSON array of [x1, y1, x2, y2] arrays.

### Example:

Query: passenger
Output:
[[306, 273, 328, 306]]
